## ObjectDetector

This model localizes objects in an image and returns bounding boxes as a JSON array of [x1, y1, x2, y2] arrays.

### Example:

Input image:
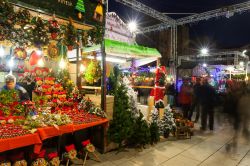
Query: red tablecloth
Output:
[[37, 124, 74, 140], [0, 133, 42, 153], [0, 119, 109, 154]]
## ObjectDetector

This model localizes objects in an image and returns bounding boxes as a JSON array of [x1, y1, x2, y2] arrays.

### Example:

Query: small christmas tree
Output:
[[84, 59, 101, 85], [128, 111, 151, 148], [150, 109, 160, 144], [75, 0, 85, 19], [108, 83, 134, 149], [159, 105, 176, 138]]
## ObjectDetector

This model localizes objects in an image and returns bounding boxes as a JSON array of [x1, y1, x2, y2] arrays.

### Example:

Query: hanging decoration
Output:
[[48, 14, 60, 40], [93, 0, 104, 22], [47, 42, 59, 59], [14, 47, 27, 60], [30, 16, 49, 47], [64, 18, 77, 50], [29, 51, 41, 66], [75, 0, 86, 19]]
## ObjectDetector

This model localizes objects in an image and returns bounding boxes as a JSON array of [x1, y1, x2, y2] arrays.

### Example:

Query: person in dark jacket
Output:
[[1, 74, 30, 101], [189, 78, 202, 121], [200, 78, 216, 130]]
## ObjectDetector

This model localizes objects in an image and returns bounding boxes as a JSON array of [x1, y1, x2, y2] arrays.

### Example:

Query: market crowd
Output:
[[175, 77, 250, 149]]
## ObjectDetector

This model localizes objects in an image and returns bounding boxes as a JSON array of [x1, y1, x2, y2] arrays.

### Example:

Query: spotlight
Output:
[[201, 48, 209, 55], [202, 63, 207, 67], [128, 21, 137, 33]]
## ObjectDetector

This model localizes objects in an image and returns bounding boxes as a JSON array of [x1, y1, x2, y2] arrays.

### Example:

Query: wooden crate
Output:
[[85, 94, 114, 120]]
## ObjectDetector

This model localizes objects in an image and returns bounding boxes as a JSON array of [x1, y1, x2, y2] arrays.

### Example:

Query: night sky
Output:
[[108, 0, 250, 49]]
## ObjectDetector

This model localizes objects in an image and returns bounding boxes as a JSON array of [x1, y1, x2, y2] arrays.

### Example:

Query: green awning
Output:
[[83, 39, 161, 58]]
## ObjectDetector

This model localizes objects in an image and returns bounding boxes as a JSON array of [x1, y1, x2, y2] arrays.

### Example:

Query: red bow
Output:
[[65, 144, 75, 152], [81, 140, 90, 147], [37, 149, 46, 158], [48, 152, 58, 160]]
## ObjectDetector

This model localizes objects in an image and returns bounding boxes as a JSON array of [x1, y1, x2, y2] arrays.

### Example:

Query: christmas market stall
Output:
[[0, 0, 109, 164]]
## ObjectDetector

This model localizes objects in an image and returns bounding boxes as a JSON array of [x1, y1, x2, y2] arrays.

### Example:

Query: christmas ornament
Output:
[[93, 0, 104, 22], [64, 18, 77, 50], [47, 42, 59, 59], [75, 0, 85, 19], [14, 47, 27, 60], [29, 51, 40, 66], [30, 17, 49, 47], [48, 14, 60, 40]]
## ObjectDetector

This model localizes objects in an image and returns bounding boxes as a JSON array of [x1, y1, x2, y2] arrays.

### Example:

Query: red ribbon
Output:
[[37, 149, 46, 158], [65, 144, 75, 152], [81, 139, 91, 147], [48, 152, 58, 160]]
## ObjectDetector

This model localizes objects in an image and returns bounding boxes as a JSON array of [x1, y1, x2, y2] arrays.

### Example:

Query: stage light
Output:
[[128, 21, 137, 32], [202, 63, 207, 67], [200, 48, 209, 55]]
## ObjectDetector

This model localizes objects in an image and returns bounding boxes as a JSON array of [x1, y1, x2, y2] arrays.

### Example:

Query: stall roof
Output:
[[83, 39, 161, 59]]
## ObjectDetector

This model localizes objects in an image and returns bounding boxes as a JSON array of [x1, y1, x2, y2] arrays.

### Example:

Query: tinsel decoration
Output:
[[64, 18, 77, 50], [30, 17, 49, 47]]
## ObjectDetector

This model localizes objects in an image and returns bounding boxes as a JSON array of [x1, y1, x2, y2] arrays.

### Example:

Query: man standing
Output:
[[1, 74, 30, 101], [189, 78, 202, 122], [200, 78, 216, 131]]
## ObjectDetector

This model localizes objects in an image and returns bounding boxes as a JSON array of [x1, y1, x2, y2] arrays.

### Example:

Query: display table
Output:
[[37, 124, 74, 141], [0, 133, 42, 153]]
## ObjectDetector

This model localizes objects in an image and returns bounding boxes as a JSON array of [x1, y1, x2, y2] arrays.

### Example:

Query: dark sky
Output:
[[108, 0, 250, 49]]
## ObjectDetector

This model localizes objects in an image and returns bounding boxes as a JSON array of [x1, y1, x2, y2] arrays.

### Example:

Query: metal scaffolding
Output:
[[115, 0, 175, 24], [140, 1, 250, 33]]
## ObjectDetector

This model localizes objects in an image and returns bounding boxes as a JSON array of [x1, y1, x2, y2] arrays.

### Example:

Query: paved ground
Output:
[[86, 113, 250, 166]]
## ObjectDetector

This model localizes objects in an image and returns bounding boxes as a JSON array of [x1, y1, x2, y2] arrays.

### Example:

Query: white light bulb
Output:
[[59, 58, 66, 69], [38, 58, 44, 67], [239, 61, 244, 67], [80, 64, 86, 72], [8, 57, 14, 68], [0, 46, 5, 57], [36, 50, 42, 56]]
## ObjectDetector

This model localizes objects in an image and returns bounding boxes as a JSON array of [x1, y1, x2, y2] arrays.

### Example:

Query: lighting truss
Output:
[[176, 1, 250, 25], [178, 51, 248, 66], [140, 1, 250, 33], [115, 0, 175, 24]]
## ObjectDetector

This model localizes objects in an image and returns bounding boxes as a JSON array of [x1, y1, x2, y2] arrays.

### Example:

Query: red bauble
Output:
[[51, 32, 58, 40]]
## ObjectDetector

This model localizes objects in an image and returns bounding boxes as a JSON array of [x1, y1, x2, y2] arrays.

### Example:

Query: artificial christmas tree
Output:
[[150, 109, 160, 144], [108, 83, 134, 149], [75, 0, 85, 19], [159, 105, 176, 138], [84, 59, 101, 85], [128, 111, 151, 148]]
